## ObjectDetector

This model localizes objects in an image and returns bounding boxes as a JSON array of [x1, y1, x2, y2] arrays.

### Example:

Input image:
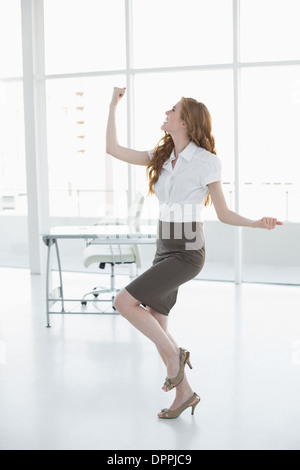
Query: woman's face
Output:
[[161, 101, 185, 133]]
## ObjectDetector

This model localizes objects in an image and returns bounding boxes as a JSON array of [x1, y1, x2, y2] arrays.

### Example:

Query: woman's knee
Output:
[[113, 289, 127, 314], [114, 288, 139, 315]]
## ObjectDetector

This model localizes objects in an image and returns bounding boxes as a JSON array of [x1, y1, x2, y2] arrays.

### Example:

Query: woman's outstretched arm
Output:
[[208, 181, 284, 229], [106, 87, 150, 166]]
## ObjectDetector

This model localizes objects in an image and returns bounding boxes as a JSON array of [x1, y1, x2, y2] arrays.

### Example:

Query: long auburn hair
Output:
[[146, 97, 217, 206]]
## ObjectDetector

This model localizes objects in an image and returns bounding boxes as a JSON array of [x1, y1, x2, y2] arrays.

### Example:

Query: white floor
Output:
[[0, 267, 300, 450]]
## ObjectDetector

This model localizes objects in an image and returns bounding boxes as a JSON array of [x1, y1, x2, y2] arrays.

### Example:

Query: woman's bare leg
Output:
[[114, 288, 180, 380], [145, 306, 195, 414]]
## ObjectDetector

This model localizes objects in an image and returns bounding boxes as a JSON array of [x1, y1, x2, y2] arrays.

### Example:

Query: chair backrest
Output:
[[128, 192, 145, 269]]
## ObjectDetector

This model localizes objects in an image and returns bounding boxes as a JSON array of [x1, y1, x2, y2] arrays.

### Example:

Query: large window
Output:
[[2, 0, 299, 283]]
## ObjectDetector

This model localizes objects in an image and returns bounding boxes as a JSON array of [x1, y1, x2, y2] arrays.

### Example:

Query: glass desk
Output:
[[42, 225, 157, 327]]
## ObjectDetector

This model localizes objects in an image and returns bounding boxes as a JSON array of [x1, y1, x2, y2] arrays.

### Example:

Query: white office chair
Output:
[[81, 192, 144, 310]]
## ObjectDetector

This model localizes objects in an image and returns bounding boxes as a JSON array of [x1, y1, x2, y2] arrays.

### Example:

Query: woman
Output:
[[106, 87, 283, 419]]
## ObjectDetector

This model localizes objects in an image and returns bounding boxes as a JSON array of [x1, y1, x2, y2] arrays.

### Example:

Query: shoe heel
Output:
[[185, 352, 193, 369], [191, 397, 200, 415]]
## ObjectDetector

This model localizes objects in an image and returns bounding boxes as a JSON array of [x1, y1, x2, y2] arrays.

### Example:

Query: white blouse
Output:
[[148, 141, 222, 223]]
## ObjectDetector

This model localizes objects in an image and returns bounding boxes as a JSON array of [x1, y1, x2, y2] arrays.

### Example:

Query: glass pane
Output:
[[0, 82, 27, 214], [240, 0, 300, 62], [133, 70, 235, 281], [44, 0, 126, 74], [0, 81, 28, 267], [132, 0, 233, 68], [0, 0, 23, 77], [240, 66, 300, 284], [240, 66, 300, 222], [46, 76, 128, 218]]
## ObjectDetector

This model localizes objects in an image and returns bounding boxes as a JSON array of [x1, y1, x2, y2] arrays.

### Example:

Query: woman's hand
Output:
[[253, 217, 284, 230], [110, 87, 126, 107]]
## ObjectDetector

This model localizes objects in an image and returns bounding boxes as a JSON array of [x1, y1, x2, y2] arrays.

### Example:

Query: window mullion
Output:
[[125, 0, 135, 210], [233, 0, 242, 284]]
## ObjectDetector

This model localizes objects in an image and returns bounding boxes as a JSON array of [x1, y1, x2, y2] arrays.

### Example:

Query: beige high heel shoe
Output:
[[163, 347, 193, 392], [158, 393, 201, 419]]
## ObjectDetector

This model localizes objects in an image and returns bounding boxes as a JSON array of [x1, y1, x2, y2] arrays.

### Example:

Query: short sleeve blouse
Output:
[[148, 141, 222, 222]]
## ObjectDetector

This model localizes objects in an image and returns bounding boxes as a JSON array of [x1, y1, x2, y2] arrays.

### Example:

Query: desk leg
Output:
[[55, 239, 65, 313], [46, 238, 53, 328], [45, 237, 65, 327]]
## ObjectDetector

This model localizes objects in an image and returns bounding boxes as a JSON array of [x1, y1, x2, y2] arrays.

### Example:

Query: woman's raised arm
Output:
[[106, 87, 150, 166]]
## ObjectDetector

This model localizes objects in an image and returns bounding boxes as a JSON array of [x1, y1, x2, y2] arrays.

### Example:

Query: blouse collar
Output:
[[163, 141, 199, 169]]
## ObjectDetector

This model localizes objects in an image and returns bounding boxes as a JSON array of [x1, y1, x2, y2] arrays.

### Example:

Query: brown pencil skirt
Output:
[[125, 220, 206, 316]]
